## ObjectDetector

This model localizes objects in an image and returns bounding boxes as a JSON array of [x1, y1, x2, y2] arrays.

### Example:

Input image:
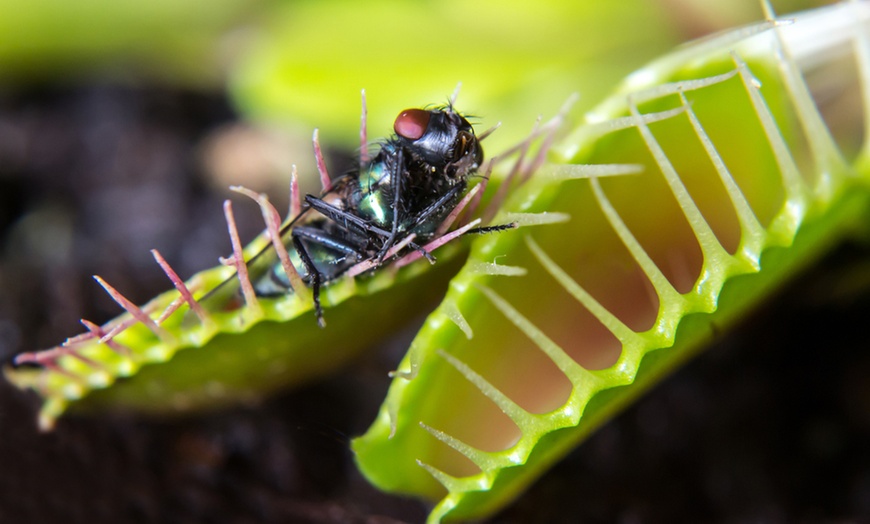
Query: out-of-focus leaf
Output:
[[0, 0, 256, 85], [230, 0, 679, 152]]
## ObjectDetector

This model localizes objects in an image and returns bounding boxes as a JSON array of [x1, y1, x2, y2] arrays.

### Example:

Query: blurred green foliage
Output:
[[0, 0, 835, 148], [0, 0, 257, 86]]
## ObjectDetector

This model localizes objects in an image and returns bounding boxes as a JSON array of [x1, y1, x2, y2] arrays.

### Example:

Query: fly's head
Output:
[[393, 107, 483, 183]]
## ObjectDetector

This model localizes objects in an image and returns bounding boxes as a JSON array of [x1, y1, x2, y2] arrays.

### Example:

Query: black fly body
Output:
[[206, 101, 515, 326]]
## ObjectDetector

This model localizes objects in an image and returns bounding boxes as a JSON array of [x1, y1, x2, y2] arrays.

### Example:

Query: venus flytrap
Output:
[[3, 1, 868, 522]]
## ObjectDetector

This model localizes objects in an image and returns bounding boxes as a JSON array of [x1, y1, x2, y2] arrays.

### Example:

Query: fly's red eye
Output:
[[393, 109, 430, 140]]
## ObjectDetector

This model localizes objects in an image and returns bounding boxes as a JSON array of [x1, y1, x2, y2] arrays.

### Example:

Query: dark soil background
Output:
[[1, 85, 869, 524]]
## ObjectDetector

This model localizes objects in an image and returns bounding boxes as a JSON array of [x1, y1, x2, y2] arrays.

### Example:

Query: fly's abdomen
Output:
[[254, 233, 361, 296]]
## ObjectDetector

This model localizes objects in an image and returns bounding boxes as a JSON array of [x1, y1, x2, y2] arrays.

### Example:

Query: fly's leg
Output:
[[291, 226, 365, 259], [407, 242, 435, 263], [378, 148, 404, 263], [465, 223, 518, 235], [284, 226, 370, 326], [292, 235, 326, 328], [304, 195, 388, 238], [406, 183, 466, 231]]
